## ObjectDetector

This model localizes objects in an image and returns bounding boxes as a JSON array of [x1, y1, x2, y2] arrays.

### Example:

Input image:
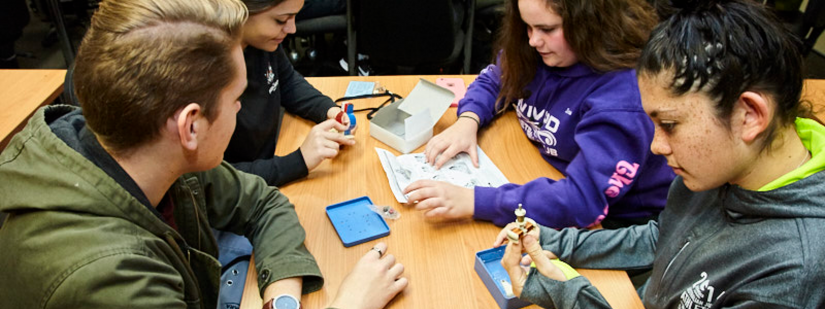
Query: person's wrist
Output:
[[328, 293, 356, 309], [327, 106, 343, 119], [463, 187, 476, 217], [458, 114, 480, 128], [263, 294, 302, 309], [297, 146, 315, 171], [328, 299, 345, 309]]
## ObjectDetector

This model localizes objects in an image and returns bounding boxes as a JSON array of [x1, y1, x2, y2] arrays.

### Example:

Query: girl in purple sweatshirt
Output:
[[403, 0, 674, 229]]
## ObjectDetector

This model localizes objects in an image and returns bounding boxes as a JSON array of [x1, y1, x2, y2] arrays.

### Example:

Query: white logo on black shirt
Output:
[[266, 63, 278, 94], [266, 64, 274, 84], [269, 80, 279, 95]]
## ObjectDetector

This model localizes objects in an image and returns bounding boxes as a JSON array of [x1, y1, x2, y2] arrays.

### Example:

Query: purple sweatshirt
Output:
[[458, 62, 674, 228]]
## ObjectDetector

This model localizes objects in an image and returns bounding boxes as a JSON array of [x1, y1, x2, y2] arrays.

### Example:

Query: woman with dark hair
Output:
[[216, 2, 407, 309], [225, 0, 354, 188], [404, 0, 674, 229], [494, 0, 825, 307]]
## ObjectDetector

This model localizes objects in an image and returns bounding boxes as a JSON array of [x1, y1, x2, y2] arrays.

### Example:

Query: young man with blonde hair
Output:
[[0, 0, 406, 308]]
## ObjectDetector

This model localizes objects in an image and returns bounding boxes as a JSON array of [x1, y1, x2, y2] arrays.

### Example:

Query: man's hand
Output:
[[329, 242, 408, 309]]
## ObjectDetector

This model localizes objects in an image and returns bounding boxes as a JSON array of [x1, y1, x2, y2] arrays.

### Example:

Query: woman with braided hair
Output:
[[494, 0, 825, 307]]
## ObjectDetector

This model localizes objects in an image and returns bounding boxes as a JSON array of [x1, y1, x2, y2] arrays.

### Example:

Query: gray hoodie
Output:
[[521, 171, 825, 308]]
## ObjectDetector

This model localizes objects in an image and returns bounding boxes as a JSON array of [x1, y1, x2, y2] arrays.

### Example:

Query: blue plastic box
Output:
[[326, 196, 390, 247], [474, 246, 532, 309]]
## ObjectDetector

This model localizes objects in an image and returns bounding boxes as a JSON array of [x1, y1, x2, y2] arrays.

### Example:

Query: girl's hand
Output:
[[424, 113, 480, 169], [299, 119, 355, 171], [402, 180, 474, 221], [501, 235, 567, 297]]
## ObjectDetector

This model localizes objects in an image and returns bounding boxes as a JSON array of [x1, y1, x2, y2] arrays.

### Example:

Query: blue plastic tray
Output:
[[326, 196, 390, 247], [475, 246, 532, 309]]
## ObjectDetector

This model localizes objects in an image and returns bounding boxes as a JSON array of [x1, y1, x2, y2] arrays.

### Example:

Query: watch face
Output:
[[274, 295, 299, 309]]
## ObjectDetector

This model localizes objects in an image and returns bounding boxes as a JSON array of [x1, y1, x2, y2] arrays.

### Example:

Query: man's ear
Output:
[[735, 91, 772, 143], [175, 103, 203, 151]]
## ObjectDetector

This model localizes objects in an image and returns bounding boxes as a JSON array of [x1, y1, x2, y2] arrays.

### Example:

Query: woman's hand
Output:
[[501, 234, 568, 297], [300, 119, 355, 171], [402, 180, 474, 221], [329, 242, 408, 309], [326, 106, 343, 120], [493, 222, 541, 247], [424, 113, 480, 169]]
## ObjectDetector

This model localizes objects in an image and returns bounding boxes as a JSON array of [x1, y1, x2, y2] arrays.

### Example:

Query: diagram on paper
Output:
[[376, 147, 509, 203]]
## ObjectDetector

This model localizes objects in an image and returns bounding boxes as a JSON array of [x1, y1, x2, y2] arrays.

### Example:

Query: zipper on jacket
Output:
[[661, 240, 690, 282], [186, 186, 203, 250], [654, 239, 690, 301], [164, 232, 193, 265]]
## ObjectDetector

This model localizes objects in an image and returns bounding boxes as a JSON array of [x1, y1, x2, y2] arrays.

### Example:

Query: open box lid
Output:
[[368, 78, 456, 153], [397, 78, 455, 128]]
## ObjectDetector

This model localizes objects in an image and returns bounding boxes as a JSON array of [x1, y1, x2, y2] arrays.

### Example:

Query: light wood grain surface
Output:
[[1, 69, 820, 308], [804, 79, 825, 118], [0, 69, 65, 150], [240, 75, 643, 309]]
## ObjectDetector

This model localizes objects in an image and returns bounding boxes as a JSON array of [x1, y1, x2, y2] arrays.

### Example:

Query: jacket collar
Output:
[[1, 105, 176, 237]]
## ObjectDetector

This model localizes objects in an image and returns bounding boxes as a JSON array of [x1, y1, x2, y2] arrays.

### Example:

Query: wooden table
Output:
[[805, 79, 825, 118], [0, 69, 66, 151], [240, 75, 644, 309]]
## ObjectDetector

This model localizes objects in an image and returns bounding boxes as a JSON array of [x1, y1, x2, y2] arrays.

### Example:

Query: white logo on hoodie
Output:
[[515, 98, 561, 156], [679, 272, 725, 309]]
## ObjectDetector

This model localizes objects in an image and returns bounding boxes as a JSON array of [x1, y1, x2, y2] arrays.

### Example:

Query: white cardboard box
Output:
[[369, 79, 454, 153]]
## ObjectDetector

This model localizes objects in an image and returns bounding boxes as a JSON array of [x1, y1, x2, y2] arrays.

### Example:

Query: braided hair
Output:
[[639, 0, 807, 150]]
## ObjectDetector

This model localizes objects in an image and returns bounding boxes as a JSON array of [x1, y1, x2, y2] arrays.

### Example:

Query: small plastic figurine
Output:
[[506, 204, 536, 244], [334, 102, 357, 138]]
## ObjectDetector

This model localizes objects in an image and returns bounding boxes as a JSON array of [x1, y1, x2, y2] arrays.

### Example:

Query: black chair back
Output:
[[353, 0, 471, 73], [796, 0, 825, 56]]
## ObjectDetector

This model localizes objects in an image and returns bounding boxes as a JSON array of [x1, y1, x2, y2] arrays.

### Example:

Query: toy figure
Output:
[[506, 204, 536, 244], [334, 102, 357, 137]]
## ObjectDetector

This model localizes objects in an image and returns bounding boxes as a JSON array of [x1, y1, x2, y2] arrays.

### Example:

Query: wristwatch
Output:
[[263, 294, 301, 309]]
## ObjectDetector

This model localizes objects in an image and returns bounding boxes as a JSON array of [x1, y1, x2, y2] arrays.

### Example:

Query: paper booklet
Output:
[[375, 146, 510, 203]]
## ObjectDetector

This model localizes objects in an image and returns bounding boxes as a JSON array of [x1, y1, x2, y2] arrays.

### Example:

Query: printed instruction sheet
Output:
[[376, 146, 509, 203]]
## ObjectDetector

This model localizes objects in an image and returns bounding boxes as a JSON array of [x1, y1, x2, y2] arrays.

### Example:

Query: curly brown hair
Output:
[[496, 0, 657, 110]]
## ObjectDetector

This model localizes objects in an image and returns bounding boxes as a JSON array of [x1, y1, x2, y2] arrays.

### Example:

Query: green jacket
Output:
[[0, 105, 323, 308]]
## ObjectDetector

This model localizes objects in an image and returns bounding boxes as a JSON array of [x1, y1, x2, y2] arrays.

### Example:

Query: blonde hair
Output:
[[74, 0, 248, 152]]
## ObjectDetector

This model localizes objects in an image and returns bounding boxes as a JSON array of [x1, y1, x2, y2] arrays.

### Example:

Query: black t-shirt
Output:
[[223, 46, 337, 186]]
